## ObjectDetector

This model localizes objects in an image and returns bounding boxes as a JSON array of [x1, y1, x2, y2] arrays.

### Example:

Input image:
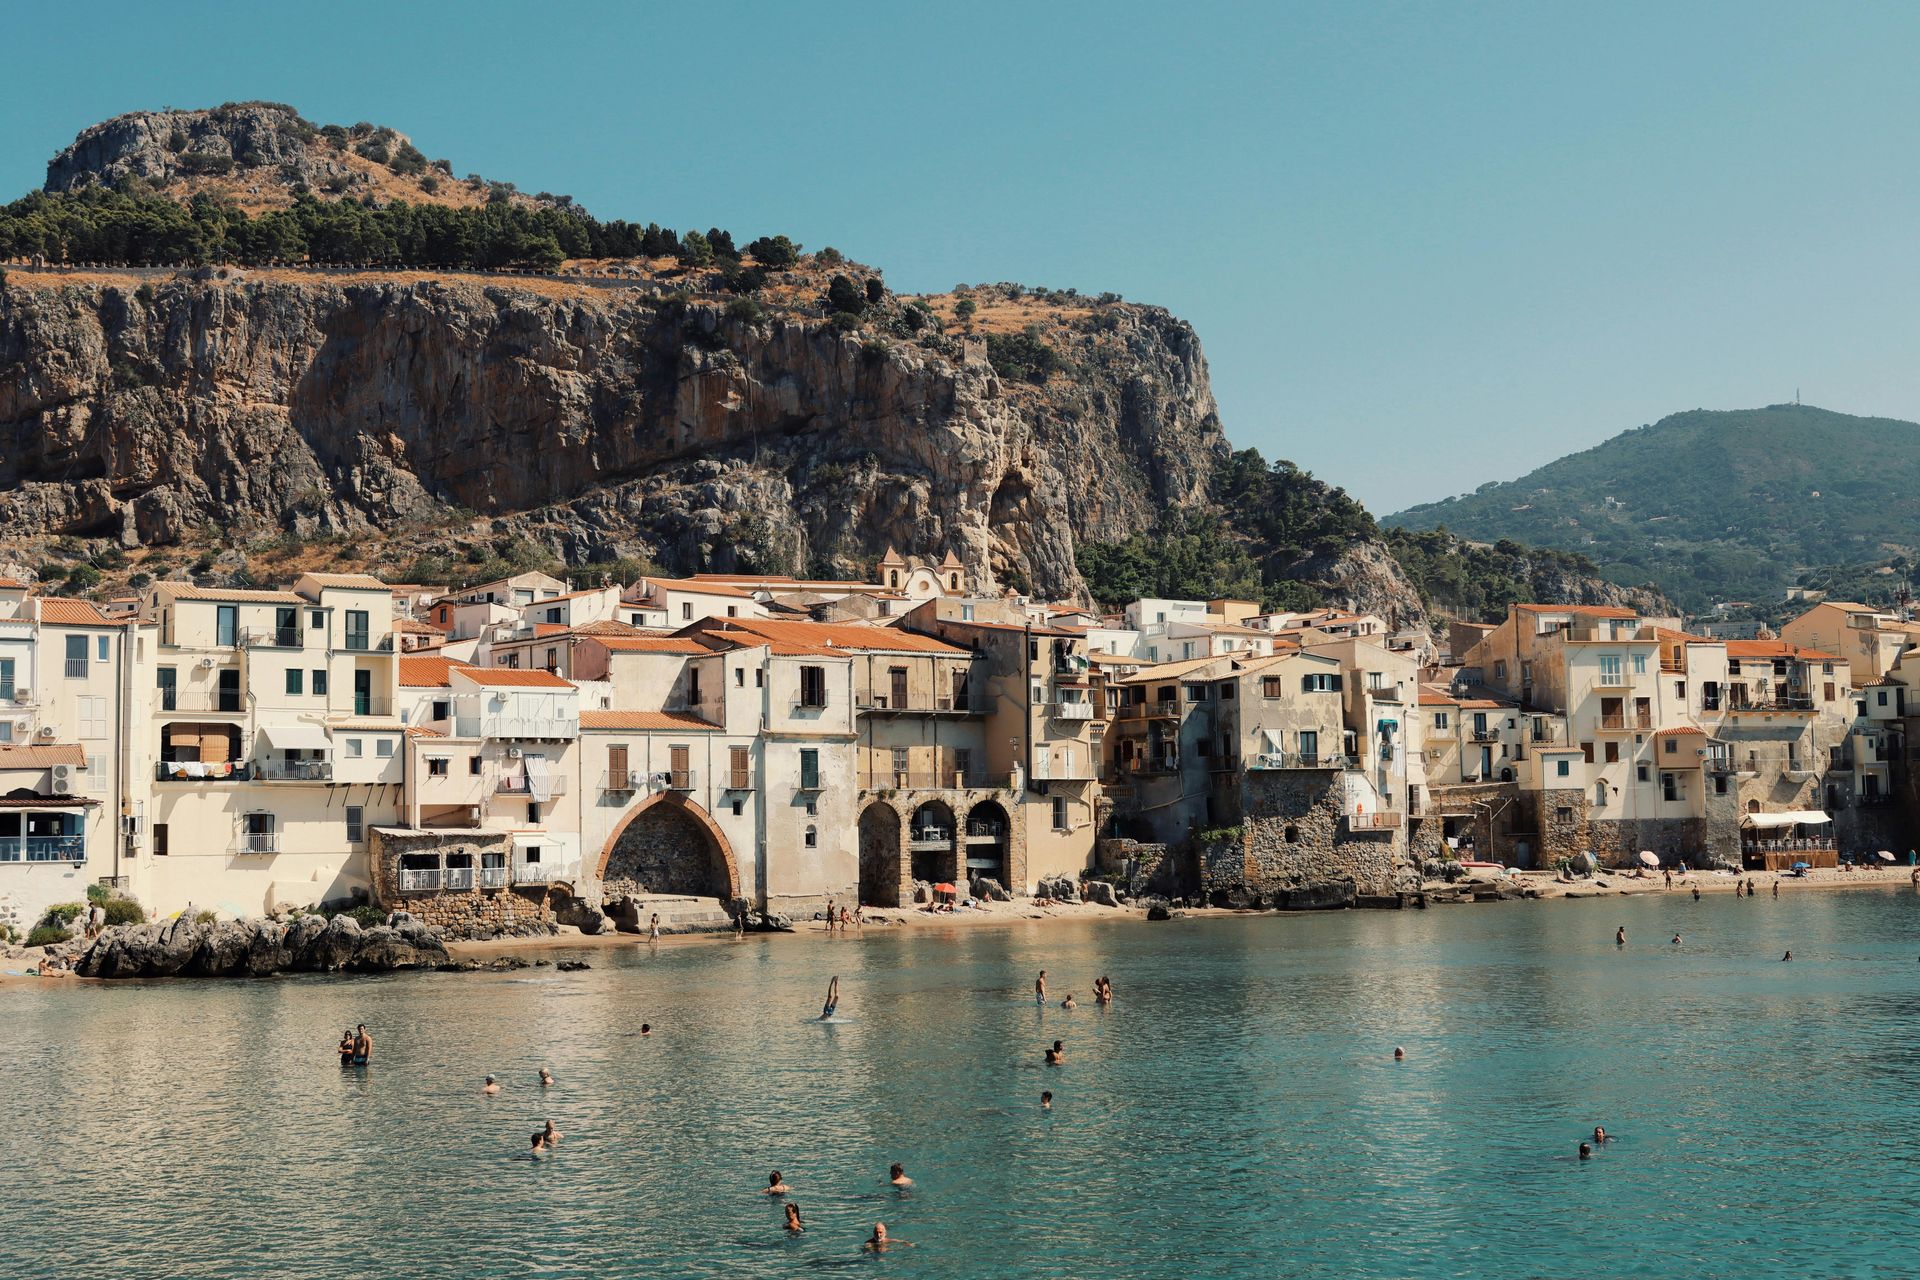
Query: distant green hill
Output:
[[1386, 405, 1920, 612]]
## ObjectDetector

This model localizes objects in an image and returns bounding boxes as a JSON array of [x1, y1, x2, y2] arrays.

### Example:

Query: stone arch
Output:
[[963, 799, 1010, 887], [859, 801, 904, 908], [597, 792, 740, 902]]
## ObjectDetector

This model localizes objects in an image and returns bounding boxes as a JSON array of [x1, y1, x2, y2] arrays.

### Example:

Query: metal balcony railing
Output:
[[156, 760, 251, 781], [0, 835, 86, 862], [496, 773, 569, 796], [256, 759, 334, 782]]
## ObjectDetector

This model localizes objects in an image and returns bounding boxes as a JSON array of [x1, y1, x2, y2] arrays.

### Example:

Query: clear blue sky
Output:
[[7, 1, 1920, 515]]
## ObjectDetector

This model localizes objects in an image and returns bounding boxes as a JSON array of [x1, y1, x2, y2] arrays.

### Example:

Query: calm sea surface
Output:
[[5, 889, 1920, 1279]]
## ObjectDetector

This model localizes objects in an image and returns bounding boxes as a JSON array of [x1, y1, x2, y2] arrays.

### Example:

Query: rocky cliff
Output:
[[0, 271, 1234, 599]]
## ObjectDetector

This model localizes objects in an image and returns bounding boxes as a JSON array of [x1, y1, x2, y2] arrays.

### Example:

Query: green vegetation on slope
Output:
[[1386, 405, 1920, 611], [0, 186, 794, 273]]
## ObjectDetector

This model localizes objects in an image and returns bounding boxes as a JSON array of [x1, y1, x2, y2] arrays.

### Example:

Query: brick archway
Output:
[[596, 791, 742, 902]]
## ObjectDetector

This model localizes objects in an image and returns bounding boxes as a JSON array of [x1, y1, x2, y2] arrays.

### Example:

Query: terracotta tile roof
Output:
[[155, 584, 306, 603], [1725, 640, 1839, 662], [690, 617, 970, 655], [579, 710, 723, 731], [298, 572, 391, 590], [594, 636, 712, 654], [35, 598, 114, 626], [398, 656, 475, 687], [632, 577, 756, 599], [0, 743, 88, 768], [457, 668, 575, 689]]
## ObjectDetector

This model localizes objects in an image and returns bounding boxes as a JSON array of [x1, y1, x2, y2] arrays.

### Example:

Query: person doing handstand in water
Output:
[[820, 976, 840, 1020]]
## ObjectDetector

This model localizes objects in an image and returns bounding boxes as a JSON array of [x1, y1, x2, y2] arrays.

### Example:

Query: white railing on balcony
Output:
[[399, 866, 442, 892], [256, 758, 335, 782]]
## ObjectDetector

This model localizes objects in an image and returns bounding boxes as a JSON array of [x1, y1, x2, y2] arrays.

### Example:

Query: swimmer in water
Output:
[[1045, 1040, 1065, 1065], [1035, 970, 1047, 1004], [1061, 993, 1077, 1010], [1615, 926, 1626, 946], [1578, 1142, 1593, 1160], [766, 1170, 790, 1195], [820, 976, 839, 1020], [887, 1163, 912, 1188], [784, 1203, 804, 1233], [1041, 1090, 1053, 1111], [539, 1067, 554, 1088], [1593, 1126, 1609, 1144], [543, 1119, 562, 1146], [483, 1075, 501, 1095]]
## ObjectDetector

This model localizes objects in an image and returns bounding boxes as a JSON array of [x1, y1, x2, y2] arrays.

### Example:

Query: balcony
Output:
[[156, 760, 251, 782], [1049, 701, 1094, 721], [255, 759, 335, 782], [1250, 753, 1354, 770], [0, 835, 86, 863], [496, 772, 570, 796], [158, 687, 246, 714], [239, 627, 303, 650], [1348, 811, 1402, 831]]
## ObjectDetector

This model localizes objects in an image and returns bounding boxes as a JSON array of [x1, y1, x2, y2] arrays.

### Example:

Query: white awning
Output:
[[1742, 810, 1832, 829], [259, 723, 332, 752]]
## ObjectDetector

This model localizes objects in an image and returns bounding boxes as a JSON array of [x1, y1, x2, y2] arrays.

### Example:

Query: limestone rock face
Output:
[[0, 279, 1238, 602]]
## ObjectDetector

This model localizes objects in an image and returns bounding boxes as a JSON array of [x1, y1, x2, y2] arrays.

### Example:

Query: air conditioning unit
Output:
[[49, 763, 75, 793], [507, 746, 523, 759]]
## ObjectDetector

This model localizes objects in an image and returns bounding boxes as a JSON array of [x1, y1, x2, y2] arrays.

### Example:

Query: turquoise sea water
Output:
[[5, 888, 1920, 1279]]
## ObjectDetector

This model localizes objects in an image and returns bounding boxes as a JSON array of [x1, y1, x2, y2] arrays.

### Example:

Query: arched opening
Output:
[[601, 796, 738, 901], [859, 803, 903, 907], [908, 799, 957, 885], [964, 800, 1009, 887]]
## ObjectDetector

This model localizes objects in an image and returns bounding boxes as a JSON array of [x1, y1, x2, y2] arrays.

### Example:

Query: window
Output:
[[65, 635, 88, 679], [804, 825, 818, 848], [799, 748, 820, 790], [1556, 760, 1570, 778], [345, 738, 364, 758], [313, 670, 328, 697], [286, 669, 304, 696], [798, 666, 827, 709], [240, 811, 278, 854], [1433, 712, 1450, 730], [1052, 796, 1069, 831], [376, 739, 394, 759], [427, 757, 449, 777], [345, 806, 364, 844], [469, 755, 482, 775], [344, 610, 369, 652], [217, 606, 237, 647], [1301, 673, 1341, 693]]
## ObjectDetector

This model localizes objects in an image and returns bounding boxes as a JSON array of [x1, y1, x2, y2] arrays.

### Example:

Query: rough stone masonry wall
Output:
[[1224, 770, 1416, 904]]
